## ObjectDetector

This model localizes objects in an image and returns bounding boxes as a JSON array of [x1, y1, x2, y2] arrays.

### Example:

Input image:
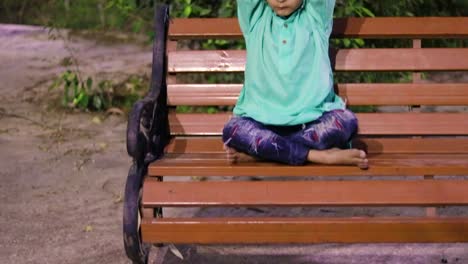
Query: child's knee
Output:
[[222, 117, 250, 143], [222, 118, 238, 143], [334, 109, 358, 134]]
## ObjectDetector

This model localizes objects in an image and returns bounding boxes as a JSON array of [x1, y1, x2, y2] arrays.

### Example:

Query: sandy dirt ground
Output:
[[0, 24, 467, 264]]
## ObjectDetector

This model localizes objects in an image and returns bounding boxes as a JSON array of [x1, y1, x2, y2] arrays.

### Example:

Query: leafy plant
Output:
[[49, 71, 148, 112], [49, 71, 113, 111]]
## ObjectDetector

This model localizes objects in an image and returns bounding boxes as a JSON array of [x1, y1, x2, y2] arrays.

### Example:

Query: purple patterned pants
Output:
[[222, 109, 358, 165]]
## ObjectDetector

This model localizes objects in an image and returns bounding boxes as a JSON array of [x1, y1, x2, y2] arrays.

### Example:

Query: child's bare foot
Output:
[[223, 145, 239, 163], [223, 145, 258, 163], [307, 148, 369, 169]]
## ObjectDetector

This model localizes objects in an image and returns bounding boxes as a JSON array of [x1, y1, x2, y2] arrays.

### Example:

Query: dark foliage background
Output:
[[1, 0, 466, 113], [1, 0, 467, 32]]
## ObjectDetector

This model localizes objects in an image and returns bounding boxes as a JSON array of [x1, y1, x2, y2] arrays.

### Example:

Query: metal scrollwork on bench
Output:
[[124, 4, 170, 264], [127, 5, 170, 166]]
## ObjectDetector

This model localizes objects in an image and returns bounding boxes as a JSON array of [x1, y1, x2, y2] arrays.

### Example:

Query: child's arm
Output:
[[304, 0, 336, 31], [237, 0, 267, 36]]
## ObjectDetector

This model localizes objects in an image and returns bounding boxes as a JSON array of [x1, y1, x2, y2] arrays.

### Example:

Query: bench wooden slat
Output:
[[168, 83, 468, 106], [168, 84, 240, 106], [166, 137, 468, 154], [149, 153, 468, 177], [169, 17, 468, 39], [168, 113, 468, 136], [143, 179, 468, 207], [141, 217, 468, 243], [168, 49, 468, 73]]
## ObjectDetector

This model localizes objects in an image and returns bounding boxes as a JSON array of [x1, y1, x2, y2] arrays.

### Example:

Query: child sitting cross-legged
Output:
[[223, 0, 368, 169]]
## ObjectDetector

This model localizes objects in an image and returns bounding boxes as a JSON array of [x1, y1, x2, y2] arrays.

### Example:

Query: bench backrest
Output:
[[164, 17, 468, 154]]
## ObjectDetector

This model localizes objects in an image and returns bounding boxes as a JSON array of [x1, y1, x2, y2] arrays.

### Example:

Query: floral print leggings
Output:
[[222, 109, 358, 165]]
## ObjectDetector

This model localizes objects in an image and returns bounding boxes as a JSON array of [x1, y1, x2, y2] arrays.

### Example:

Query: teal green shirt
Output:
[[234, 0, 345, 126]]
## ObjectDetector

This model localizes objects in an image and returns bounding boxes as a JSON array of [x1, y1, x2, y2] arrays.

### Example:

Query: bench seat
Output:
[[149, 137, 468, 176], [150, 152, 468, 177]]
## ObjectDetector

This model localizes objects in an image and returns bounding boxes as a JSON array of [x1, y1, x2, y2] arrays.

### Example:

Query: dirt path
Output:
[[0, 24, 150, 264], [1, 24, 467, 264]]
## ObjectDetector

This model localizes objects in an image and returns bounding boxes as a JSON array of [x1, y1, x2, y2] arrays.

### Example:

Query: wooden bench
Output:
[[123, 5, 468, 264]]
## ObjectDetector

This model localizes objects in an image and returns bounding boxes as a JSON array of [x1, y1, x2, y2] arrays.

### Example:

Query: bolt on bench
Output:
[[124, 5, 468, 264]]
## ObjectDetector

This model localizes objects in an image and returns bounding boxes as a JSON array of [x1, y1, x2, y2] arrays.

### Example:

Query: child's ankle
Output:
[[307, 150, 330, 164]]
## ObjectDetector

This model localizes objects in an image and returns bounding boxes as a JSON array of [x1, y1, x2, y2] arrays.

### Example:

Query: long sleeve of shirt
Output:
[[304, 0, 336, 34], [236, 0, 267, 36]]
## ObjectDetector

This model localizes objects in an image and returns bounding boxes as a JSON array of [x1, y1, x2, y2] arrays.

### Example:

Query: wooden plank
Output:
[[166, 40, 178, 85], [424, 175, 438, 217], [149, 153, 468, 177], [168, 49, 468, 73], [142, 179, 468, 207], [168, 113, 468, 136], [165, 137, 468, 154], [338, 83, 468, 105], [355, 113, 468, 135], [168, 84, 241, 106], [169, 17, 468, 39], [168, 83, 468, 106], [141, 217, 468, 243], [334, 49, 468, 71], [169, 50, 245, 73], [169, 18, 242, 40]]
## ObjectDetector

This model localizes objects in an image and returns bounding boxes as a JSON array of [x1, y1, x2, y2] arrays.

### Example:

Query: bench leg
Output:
[[123, 163, 150, 264]]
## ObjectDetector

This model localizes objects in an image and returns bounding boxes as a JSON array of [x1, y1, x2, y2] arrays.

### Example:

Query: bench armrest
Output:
[[126, 5, 170, 164]]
